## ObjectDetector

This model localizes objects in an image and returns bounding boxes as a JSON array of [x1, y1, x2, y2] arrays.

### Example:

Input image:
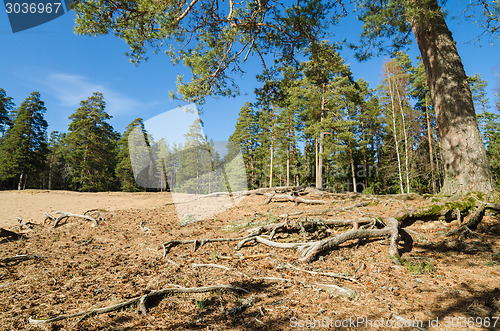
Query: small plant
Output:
[[401, 257, 435, 274], [210, 251, 219, 262], [195, 299, 209, 309], [486, 251, 500, 266]]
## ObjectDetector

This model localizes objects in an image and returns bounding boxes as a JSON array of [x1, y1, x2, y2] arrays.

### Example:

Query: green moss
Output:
[[401, 258, 435, 275], [443, 197, 476, 212]]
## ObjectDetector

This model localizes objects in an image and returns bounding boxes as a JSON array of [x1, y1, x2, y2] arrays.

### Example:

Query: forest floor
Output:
[[0, 190, 499, 330]]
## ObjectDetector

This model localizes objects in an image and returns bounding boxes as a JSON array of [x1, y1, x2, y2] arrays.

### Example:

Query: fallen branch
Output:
[[51, 212, 98, 228], [28, 284, 247, 325]]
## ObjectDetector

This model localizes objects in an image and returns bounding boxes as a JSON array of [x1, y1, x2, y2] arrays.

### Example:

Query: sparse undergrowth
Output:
[[0, 190, 499, 329]]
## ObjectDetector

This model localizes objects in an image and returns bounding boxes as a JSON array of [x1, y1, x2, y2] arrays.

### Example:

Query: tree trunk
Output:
[[316, 86, 325, 189], [410, 0, 495, 194], [18, 172, 25, 190], [425, 90, 437, 194], [286, 112, 290, 187], [269, 105, 275, 188], [388, 74, 404, 194], [346, 103, 357, 193], [395, 81, 411, 193]]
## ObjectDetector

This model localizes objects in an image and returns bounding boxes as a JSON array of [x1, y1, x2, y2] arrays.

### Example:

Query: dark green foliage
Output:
[[0, 92, 48, 189], [116, 118, 147, 192], [0, 88, 14, 140], [46, 131, 71, 190], [65, 92, 119, 191], [175, 118, 223, 194]]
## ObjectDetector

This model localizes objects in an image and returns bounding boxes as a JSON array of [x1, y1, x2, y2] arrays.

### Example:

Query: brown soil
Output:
[[0, 190, 498, 330]]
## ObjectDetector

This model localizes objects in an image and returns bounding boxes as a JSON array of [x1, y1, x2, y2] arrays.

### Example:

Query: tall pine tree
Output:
[[116, 118, 148, 191], [0, 92, 48, 190], [0, 88, 14, 140], [66, 92, 119, 191]]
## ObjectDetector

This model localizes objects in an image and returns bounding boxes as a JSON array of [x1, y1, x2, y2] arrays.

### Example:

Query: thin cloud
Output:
[[45, 72, 146, 116]]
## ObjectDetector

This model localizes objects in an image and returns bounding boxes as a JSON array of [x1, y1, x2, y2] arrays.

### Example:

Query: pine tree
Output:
[[116, 118, 147, 191], [176, 118, 213, 194], [410, 58, 441, 194], [229, 102, 258, 188], [0, 91, 48, 190], [46, 131, 70, 190], [66, 92, 119, 191], [0, 88, 14, 140]]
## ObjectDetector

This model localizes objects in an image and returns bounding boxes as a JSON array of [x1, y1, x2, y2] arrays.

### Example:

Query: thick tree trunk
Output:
[[410, 0, 495, 194]]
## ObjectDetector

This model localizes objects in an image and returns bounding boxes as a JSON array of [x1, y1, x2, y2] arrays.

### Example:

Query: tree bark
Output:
[[387, 73, 404, 194], [395, 81, 410, 193], [410, 0, 496, 194], [269, 105, 275, 188], [425, 90, 437, 194]]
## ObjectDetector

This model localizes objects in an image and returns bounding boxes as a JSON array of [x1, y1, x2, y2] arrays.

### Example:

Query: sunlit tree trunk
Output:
[[395, 82, 410, 193], [425, 90, 437, 194], [410, 0, 495, 194], [388, 75, 404, 194]]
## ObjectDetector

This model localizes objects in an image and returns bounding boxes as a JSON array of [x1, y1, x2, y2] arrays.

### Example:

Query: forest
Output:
[[0, 52, 499, 194], [2, 0, 500, 329]]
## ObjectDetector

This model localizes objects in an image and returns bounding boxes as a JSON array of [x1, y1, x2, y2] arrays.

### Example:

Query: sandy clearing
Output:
[[0, 190, 174, 227]]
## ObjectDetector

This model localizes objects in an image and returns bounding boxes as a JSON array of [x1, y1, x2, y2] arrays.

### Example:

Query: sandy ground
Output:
[[0, 190, 499, 330], [0, 190, 174, 227]]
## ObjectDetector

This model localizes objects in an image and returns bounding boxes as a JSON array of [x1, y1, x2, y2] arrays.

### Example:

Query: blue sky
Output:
[[1, 1, 499, 144]]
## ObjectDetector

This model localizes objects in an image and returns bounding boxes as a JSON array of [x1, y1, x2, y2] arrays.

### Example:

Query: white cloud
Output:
[[44, 72, 146, 116]]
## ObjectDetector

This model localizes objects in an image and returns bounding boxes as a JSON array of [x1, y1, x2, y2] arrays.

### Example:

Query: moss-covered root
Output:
[[396, 197, 477, 223]]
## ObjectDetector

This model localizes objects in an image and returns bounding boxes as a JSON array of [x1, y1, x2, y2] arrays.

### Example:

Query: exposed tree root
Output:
[[162, 215, 404, 263], [283, 263, 361, 285], [162, 230, 265, 257], [263, 193, 327, 205], [28, 284, 247, 325], [189, 263, 358, 296], [0, 228, 24, 240], [234, 218, 402, 262], [446, 202, 500, 237], [50, 211, 98, 228], [0, 254, 44, 265]]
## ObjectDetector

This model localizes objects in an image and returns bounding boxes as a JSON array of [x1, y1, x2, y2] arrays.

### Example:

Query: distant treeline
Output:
[[227, 50, 500, 194], [0, 51, 499, 193]]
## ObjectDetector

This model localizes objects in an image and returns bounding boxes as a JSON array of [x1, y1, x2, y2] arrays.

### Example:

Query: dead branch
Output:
[[0, 254, 44, 265], [28, 284, 247, 325], [263, 193, 327, 205], [51, 211, 98, 228]]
